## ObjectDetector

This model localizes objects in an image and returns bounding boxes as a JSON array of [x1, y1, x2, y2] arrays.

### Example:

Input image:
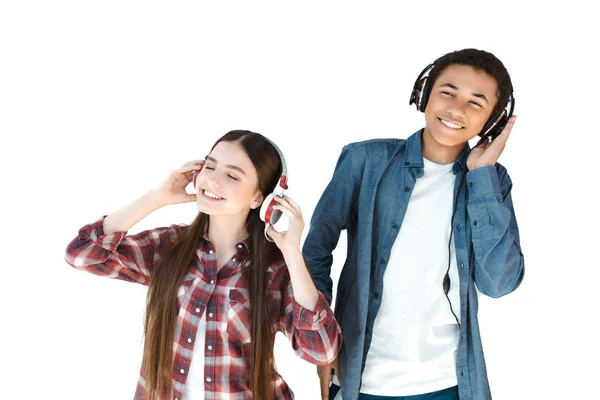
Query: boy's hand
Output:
[[317, 357, 341, 399], [467, 116, 516, 170]]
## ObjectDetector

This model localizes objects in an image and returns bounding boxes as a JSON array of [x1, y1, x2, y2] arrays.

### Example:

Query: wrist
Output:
[[145, 189, 169, 209], [280, 245, 302, 262]]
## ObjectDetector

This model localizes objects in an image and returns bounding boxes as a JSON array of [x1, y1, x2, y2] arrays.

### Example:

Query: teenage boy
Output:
[[303, 48, 525, 400]]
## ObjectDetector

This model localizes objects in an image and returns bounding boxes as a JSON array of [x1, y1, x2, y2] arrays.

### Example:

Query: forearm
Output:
[[467, 166, 525, 297], [282, 248, 320, 312], [103, 190, 166, 234]]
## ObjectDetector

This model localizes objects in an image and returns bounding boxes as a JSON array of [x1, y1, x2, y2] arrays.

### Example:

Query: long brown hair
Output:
[[142, 130, 283, 400]]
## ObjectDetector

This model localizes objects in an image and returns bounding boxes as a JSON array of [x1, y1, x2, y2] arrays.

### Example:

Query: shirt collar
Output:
[[201, 233, 251, 252], [404, 128, 470, 175]]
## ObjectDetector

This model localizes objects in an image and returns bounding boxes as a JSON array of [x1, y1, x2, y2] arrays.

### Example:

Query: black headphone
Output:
[[409, 62, 515, 141]]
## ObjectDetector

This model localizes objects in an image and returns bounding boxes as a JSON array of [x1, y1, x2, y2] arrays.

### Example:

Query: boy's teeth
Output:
[[441, 119, 463, 129]]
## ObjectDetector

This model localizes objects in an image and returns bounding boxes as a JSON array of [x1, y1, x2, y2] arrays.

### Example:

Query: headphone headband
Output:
[[409, 61, 515, 140], [263, 136, 288, 191]]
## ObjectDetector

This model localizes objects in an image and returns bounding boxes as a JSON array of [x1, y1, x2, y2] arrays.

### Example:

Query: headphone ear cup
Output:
[[416, 77, 429, 112], [192, 163, 204, 189], [480, 111, 508, 141], [259, 193, 282, 225]]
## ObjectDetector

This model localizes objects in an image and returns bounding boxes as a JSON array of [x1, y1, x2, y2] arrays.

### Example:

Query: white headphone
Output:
[[258, 138, 288, 241]]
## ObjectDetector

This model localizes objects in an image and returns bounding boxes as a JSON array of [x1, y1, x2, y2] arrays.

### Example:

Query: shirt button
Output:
[[208, 345, 213, 350], [232, 258, 236, 262], [208, 312, 214, 318], [473, 220, 478, 226], [209, 250, 214, 254], [187, 337, 193, 343], [456, 225, 461, 232], [404, 186, 410, 192], [380, 259, 386, 265], [468, 182, 473, 188], [460, 262, 464, 269], [206, 377, 212, 383], [180, 368, 185, 374], [195, 307, 201, 313], [392, 224, 399, 229], [210, 280, 215, 285], [237, 244, 243, 249]]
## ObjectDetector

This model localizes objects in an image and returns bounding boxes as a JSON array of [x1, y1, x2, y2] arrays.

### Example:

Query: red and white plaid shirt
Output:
[[65, 217, 342, 399]]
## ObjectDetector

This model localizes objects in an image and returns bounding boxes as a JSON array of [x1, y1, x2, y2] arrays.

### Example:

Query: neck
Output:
[[207, 212, 249, 252], [421, 128, 464, 165]]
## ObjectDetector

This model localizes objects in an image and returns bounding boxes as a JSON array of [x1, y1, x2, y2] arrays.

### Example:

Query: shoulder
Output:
[[343, 138, 406, 156]]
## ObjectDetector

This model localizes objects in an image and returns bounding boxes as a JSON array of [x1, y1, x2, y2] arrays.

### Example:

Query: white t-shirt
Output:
[[182, 311, 207, 399], [357, 157, 461, 396]]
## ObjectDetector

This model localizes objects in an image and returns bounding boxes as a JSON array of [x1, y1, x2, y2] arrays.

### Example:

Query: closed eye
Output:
[[441, 91, 454, 97], [204, 166, 239, 181]]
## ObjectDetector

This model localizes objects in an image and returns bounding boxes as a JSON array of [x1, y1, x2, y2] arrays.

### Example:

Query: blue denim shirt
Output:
[[302, 130, 525, 400]]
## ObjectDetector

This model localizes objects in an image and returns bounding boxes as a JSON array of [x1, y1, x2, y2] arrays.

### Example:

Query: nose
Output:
[[207, 177, 221, 189], [447, 105, 466, 120]]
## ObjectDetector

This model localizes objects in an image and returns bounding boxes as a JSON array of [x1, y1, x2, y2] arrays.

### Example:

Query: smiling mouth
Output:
[[438, 118, 465, 130], [201, 190, 225, 200]]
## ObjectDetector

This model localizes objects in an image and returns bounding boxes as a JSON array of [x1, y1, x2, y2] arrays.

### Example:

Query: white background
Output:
[[1, 1, 599, 399]]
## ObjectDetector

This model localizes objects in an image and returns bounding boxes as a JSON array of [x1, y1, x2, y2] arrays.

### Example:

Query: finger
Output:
[[183, 159, 206, 167], [495, 115, 517, 141], [281, 195, 302, 214], [274, 196, 298, 215], [317, 369, 331, 399], [272, 203, 298, 219], [175, 164, 204, 175], [333, 365, 342, 385], [266, 225, 283, 242]]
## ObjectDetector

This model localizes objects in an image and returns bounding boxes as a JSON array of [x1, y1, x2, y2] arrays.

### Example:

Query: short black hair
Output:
[[426, 48, 513, 118]]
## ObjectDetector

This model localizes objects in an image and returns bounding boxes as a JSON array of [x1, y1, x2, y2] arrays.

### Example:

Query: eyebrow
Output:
[[439, 83, 489, 104], [206, 156, 247, 175]]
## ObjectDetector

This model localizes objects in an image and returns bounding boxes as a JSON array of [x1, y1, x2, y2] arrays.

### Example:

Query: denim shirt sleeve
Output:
[[466, 165, 525, 298], [302, 144, 361, 304]]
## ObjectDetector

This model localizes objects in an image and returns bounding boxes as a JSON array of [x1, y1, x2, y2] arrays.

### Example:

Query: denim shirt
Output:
[[302, 129, 525, 400]]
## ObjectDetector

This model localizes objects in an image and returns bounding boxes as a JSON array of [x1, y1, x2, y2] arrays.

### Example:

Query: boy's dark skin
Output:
[[317, 63, 517, 399]]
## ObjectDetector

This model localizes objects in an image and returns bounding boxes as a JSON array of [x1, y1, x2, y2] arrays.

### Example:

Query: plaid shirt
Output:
[[65, 217, 342, 399]]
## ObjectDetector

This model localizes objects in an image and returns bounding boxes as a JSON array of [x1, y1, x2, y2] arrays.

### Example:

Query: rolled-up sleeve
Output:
[[64, 216, 184, 285], [276, 268, 342, 365]]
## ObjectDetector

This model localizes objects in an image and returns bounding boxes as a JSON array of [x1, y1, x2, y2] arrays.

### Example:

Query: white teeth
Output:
[[203, 190, 222, 200], [440, 119, 463, 129]]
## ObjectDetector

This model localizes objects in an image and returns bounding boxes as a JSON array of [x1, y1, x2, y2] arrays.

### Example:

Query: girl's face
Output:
[[194, 141, 263, 216]]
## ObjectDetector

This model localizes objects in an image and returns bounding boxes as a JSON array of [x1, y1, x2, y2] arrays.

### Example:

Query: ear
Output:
[[251, 192, 264, 209]]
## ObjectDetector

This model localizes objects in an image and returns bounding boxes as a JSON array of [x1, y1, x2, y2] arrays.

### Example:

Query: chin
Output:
[[426, 124, 473, 147]]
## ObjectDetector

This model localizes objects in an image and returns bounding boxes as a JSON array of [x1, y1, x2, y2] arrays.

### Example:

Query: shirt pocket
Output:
[[227, 288, 252, 345]]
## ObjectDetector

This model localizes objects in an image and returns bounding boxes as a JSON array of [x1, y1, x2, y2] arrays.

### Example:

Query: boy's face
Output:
[[424, 64, 499, 147]]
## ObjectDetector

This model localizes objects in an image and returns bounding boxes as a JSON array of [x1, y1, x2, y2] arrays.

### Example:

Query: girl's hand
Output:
[[265, 195, 305, 255], [155, 160, 205, 206]]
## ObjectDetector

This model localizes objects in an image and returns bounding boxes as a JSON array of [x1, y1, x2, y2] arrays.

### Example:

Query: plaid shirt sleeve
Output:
[[273, 264, 342, 366], [64, 216, 184, 285]]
